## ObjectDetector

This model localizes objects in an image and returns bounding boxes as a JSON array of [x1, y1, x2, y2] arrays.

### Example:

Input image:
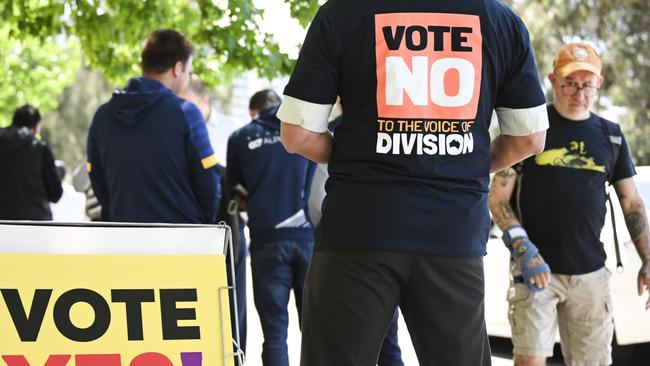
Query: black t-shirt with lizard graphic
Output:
[[516, 105, 636, 275]]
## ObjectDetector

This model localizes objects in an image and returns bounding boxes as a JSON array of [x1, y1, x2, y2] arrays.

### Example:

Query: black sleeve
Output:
[[41, 144, 63, 203], [495, 12, 546, 109], [611, 130, 636, 183], [282, 8, 339, 104]]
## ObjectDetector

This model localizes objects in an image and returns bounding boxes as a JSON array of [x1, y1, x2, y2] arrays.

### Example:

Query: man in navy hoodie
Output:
[[227, 89, 315, 366], [87, 29, 220, 223]]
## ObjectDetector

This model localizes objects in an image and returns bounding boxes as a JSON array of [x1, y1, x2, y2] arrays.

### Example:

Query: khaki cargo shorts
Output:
[[507, 265, 614, 366]]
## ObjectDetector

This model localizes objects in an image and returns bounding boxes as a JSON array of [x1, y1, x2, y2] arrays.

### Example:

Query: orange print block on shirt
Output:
[[375, 13, 482, 120]]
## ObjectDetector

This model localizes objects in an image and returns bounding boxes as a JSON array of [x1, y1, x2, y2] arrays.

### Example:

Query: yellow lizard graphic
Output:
[[535, 148, 605, 172]]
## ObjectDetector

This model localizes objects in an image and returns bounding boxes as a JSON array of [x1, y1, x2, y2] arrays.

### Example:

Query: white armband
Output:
[[496, 104, 549, 136], [277, 96, 333, 133]]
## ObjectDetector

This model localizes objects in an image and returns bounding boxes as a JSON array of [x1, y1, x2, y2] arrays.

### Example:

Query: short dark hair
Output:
[[11, 104, 41, 129], [141, 29, 195, 74], [249, 89, 281, 112]]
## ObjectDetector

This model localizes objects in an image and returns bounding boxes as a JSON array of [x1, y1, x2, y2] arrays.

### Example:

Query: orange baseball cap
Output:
[[553, 42, 601, 77]]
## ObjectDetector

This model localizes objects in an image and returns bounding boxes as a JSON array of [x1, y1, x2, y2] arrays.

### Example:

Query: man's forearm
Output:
[[493, 200, 521, 231], [488, 168, 522, 230], [281, 122, 333, 164], [624, 200, 650, 265], [490, 131, 546, 173], [616, 179, 650, 265], [615, 178, 650, 306], [294, 131, 332, 164]]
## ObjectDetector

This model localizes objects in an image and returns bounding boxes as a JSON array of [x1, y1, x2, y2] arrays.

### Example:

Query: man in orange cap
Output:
[[489, 42, 650, 366]]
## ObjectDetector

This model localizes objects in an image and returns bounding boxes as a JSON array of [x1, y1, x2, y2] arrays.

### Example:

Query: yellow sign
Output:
[[0, 254, 233, 366]]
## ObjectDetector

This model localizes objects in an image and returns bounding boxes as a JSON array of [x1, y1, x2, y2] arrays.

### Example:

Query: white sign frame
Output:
[[0, 221, 227, 255]]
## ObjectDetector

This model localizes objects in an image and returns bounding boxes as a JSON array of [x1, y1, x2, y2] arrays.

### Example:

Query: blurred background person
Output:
[[180, 74, 249, 360], [86, 29, 221, 223], [0, 104, 62, 220], [180, 74, 244, 164], [227, 89, 315, 366]]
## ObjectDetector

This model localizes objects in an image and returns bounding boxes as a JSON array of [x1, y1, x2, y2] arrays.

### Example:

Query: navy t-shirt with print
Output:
[[516, 105, 636, 274], [283, 0, 547, 257]]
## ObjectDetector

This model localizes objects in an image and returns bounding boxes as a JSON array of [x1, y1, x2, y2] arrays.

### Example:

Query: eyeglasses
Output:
[[560, 81, 599, 97]]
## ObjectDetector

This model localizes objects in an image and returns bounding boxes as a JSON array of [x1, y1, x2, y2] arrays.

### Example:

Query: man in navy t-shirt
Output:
[[489, 42, 650, 366], [278, 1, 549, 365]]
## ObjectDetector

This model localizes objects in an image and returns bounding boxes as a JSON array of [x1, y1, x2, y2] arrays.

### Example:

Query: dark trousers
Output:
[[251, 240, 315, 366], [300, 250, 491, 366]]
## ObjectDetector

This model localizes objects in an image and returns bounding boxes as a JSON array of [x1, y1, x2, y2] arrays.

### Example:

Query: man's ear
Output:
[[547, 72, 557, 86], [172, 61, 184, 78], [597, 75, 604, 87]]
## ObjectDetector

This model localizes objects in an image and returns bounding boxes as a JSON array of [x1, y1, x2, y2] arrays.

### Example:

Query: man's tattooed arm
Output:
[[489, 167, 520, 230], [615, 178, 650, 309], [495, 168, 517, 188], [624, 201, 650, 264], [617, 181, 650, 264]]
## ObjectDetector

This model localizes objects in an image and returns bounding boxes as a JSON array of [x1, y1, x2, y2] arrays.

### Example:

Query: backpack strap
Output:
[[599, 117, 622, 185], [599, 117, 624, 271]]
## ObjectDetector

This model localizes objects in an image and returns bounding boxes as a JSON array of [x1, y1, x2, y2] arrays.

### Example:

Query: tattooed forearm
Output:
[[499, 201, 515, 220], [633, 235, 650, 264], [626, 211, 647, 240], [495, 169, 516, 187], [624, 203, 650, 263], [493, 201, 519, 229], [489, 167, 519, 229]]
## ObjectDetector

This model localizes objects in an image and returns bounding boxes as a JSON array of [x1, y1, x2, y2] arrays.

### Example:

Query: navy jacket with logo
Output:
[[87, 77, 221, 223], [226, 105, 316, 246]]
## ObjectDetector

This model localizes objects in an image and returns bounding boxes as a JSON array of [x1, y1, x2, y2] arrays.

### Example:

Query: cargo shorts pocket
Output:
[[507, 283, 532, 336], [576, 267, 612, 321]]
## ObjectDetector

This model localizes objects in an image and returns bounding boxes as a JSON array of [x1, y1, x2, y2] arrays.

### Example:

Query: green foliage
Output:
[[193, 0, 293, 83], [1, 0, 323, 164], [284, 0, 321, 27], [1, 0, 320, 89], [0, 27, 80, 127], [41, 66, 114, 166]]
